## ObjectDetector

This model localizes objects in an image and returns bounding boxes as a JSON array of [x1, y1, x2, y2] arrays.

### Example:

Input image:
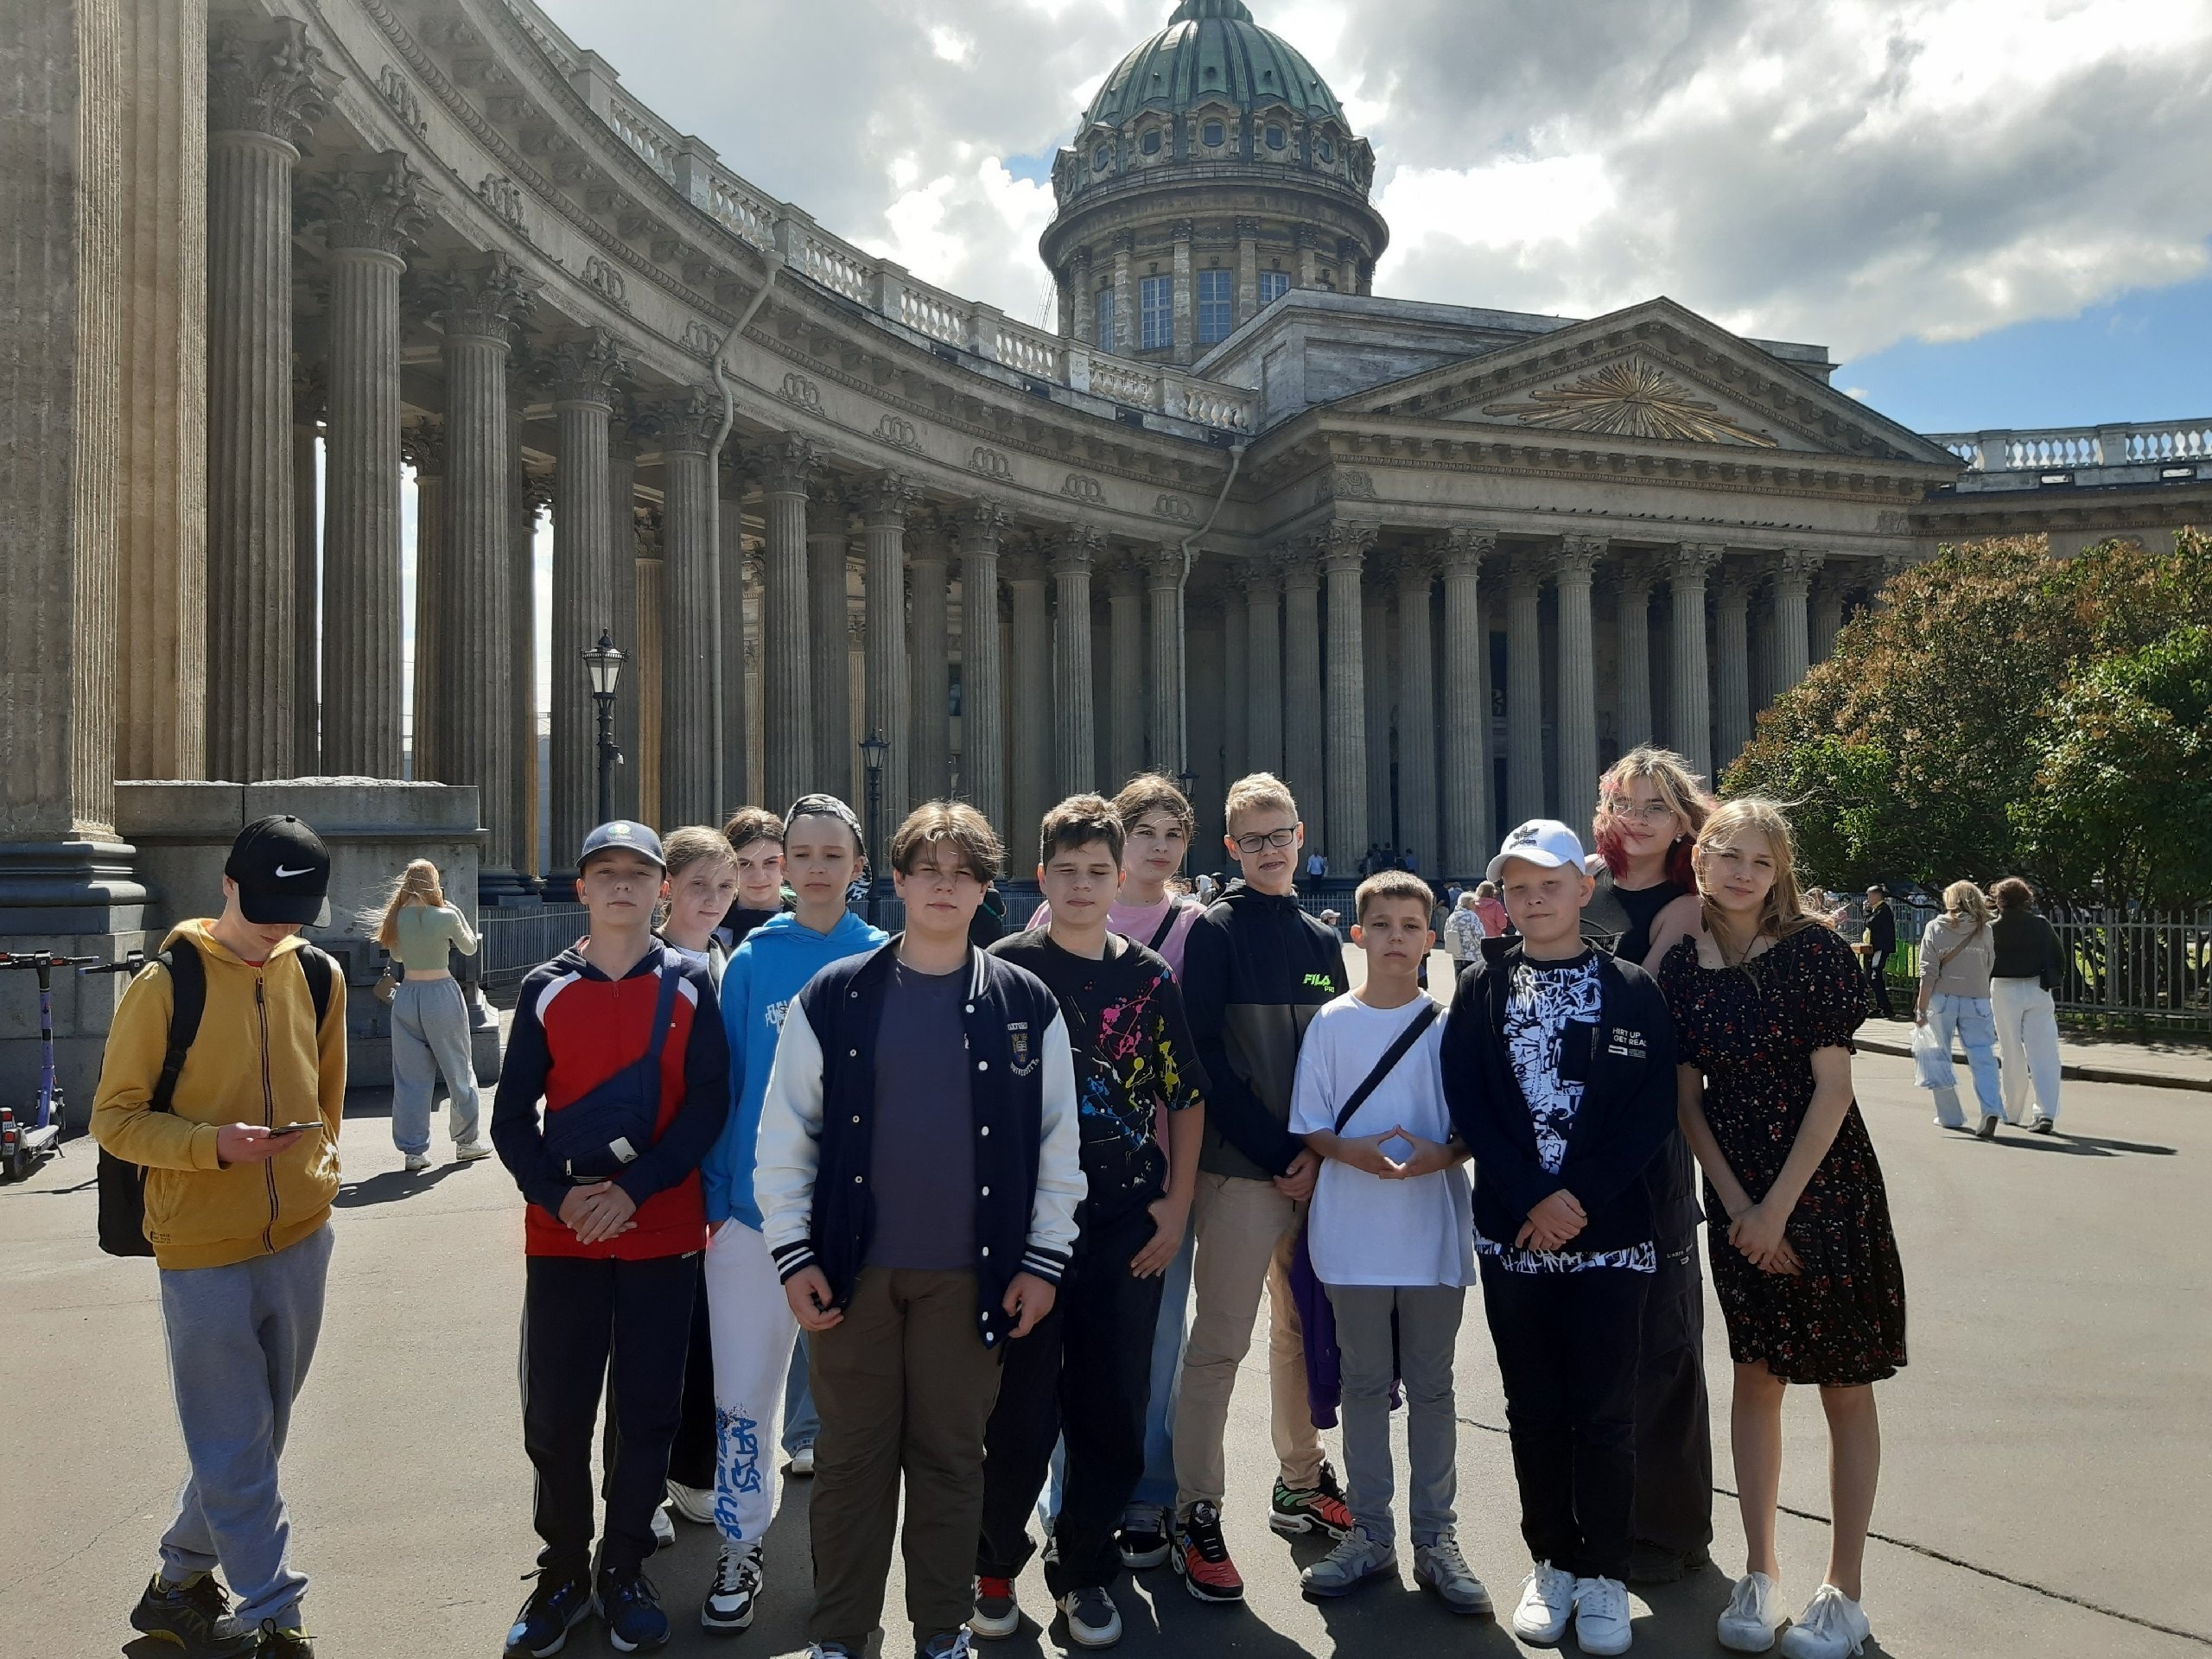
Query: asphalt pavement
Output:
[[3, 961, 2206, 1659]]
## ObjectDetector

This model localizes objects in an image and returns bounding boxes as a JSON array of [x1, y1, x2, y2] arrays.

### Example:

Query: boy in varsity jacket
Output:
[[493, 821, 729, 1656]]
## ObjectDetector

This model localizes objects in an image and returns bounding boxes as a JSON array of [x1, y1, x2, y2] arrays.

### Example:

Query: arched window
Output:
[[1317, 137, 1334, 162], [1202, 119, 1225, 148], [1265, 124, 1287, 151], [1141, 129, 1163, 156], [1093, 145, 1110, 172]]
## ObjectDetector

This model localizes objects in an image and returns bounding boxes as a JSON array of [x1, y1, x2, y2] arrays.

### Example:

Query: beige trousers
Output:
[[1173, 1171, 1324, 1515]]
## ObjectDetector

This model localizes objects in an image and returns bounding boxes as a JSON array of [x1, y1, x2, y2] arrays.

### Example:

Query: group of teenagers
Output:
[[86, 745, 1909, 1659]]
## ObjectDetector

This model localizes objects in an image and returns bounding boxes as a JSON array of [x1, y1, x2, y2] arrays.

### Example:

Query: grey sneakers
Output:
[[1413, 1532, 1492, 1615], [1299, 1528, 1398, 1599]]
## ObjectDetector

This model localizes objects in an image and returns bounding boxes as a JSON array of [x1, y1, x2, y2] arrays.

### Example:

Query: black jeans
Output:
[[1631, 1248, 1713, 1564], [600, 1268, 717, 1495], [523, 1252, 699, 1576], [1479, 1260, 1649, 1583], [1866, 950, 1897, 1019], [977, 1200, 1165, 1594]]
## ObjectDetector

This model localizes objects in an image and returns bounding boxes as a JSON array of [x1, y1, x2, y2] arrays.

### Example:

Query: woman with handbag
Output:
[[1914, 882, 2007, 1138], [372, 859, 486, 1171]]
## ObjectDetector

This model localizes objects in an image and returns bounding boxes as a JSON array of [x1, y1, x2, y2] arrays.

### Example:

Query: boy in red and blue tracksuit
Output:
[[493, 822, 729, 1655]]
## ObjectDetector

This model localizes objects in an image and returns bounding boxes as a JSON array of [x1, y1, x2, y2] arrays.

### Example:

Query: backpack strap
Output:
[[1332, 1000, 1440, 1135], [150, 941, 207, 1115], [1146, 896, 1192, 954], [296, 944, 335, 1029], [639, 947, 685, 1077]]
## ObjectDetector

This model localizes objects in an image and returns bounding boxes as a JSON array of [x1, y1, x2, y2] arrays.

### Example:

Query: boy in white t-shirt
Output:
[[1287, 871, 1489, 1616]]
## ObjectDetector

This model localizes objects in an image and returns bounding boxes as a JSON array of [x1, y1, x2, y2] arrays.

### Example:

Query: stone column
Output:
[[608, 431, 642, 818], [860, 474, 918, 817], [757, 437, 816, 811], [546, 329, 624, 868], [1772, 549, 1819, 695], [1555, 536, 1602, 836], [1143, 544, 1185, 773], [1666, 543, 1722, 782], [1107, 555, 1145, 785], [1362, 583, 1393, 853], [717, 452, 749, 810], [1280, 543, 1323, 811], [1066, 249, 1094, 345], [1810, 567, 1848, 664], [649, 389, 721, 828], [807, 483, 852, 799], [115, 0, 208, 784], [404, 418, 447, 780], [1221, 576, 1248, 780], [634, 543, 663, 827], [954, 504, 1007, 826], [905, 518, 951, 804], [1395, 550, 1440, 873], [513, 456, 551, 880], [1321, 524, 1374, 868], [1110, 232, 1135, 356], [1235, 217, 1260, 326], [1440, 529, 1491, 878], [1006, 545, 1052, 848], [1503, 554, 1545, 824], [433, 253, 531, 896], [1296, 226, 1320, 289], [1051, 527, 1102, 799], [1171, 219, 1196, 365], [1245, 558, 1283, 778], [290, 365, 321, 772], [1713, 565, 1753, 770], [1613, 555, 1655, 753], [310, 152, 426, 778], [205, 20, 330, 780]]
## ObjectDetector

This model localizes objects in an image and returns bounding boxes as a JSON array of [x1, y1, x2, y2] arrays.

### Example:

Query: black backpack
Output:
[[96, 939, 336, 1259]]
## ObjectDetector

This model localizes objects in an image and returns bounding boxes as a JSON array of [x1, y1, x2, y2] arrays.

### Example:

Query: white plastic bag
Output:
[[1910, 1017, 1948, 1090]]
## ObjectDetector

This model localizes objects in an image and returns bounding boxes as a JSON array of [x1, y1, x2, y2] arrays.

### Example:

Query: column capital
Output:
[[859, 472, 922, 529], [1050, 524, 1103, 577], [1320, 518, 1380, 575], [1170, 218, 1197, 244], [1102, 550, 1144, 600], [1717, 562, 1758, 604], [292, 355, 327, 426], [1439, 526, 1496, 576], [1557, 535, 1605, 581], [308, 150, 432, 260], [1235, 215, 1262, 238], [1668, 542, 1725, 584], [1141, 543, 1187, 588], [1236, 556, 1279, 597], [1279, 541, 1323, 593], [1389, 546, 1436, 593], [642, 386, 723, 456], [1112, 229, 1138, 256], [402, 415, 446, 478], [541, 327, 628, 410], [954, 499, 1011, 550], [753, 434, 817, 494], [1002, 543, 1049, 585], [518, 462, 556, 516], [208, 19, 334, 144], [1502, 548, 1545, 598], [427, 251, 537, 346], [906, 517, 953, 563], [1067, 246, 1094, 274], [1611, 550, 1657, 598], [806, 485, 853, 538], [1771, 547, 1824, 596]]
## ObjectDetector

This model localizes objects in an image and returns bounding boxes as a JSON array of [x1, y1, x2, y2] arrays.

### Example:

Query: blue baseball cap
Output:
[[576, 820, 666, 874]]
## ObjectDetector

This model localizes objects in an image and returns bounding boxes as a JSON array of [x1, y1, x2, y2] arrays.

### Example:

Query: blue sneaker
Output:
[[597, 1567, 671, 1653], [505, 1570, 591, 1657]]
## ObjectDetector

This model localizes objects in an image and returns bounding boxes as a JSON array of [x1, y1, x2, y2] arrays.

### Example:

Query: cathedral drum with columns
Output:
[[7, 0, 2206, 1096]]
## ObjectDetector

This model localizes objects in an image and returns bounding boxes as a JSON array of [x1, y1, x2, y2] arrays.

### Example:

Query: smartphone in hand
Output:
[[270, 1122, 324, 1136]]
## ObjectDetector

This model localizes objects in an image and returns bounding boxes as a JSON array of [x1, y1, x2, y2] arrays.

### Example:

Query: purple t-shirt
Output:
[[864, 960, 976, 1271]]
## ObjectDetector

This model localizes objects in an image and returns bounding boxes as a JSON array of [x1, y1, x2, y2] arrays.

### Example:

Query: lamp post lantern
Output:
[[584, 631, 626, 826], [859, 729, 889, 923]]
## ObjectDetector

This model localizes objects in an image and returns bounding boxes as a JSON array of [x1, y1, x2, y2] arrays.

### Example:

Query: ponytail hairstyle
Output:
[[1690, 798, 1825, 963], [372, 860, 446, 950], [1593, 746, 1714, 888]]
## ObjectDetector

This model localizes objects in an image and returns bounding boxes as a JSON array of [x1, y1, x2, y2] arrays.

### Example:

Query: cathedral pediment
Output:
[[1475, 357, 1781, 448]]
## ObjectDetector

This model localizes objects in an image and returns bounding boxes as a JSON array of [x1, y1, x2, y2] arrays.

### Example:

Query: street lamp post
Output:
[[584, 631, 626, 826], [859, 729, 888, 924]]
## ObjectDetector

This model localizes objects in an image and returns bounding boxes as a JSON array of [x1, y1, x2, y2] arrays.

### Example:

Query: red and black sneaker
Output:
[[1172, 1503, 1246, 1605], [969, 1575, 1020, 1639], [1269, 1460, 1356, 1540]]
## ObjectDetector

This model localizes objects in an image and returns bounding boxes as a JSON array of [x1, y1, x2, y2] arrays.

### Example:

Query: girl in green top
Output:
[[373, 859, 485, 1171]]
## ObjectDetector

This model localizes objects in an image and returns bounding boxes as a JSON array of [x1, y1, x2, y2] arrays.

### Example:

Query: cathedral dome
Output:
[[1079, 0, 1347, 130]]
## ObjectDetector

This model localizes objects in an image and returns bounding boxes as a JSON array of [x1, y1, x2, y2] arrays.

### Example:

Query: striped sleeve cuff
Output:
[[1020, 1243, 1071, 1285], [770, 1239, 817, 1283]]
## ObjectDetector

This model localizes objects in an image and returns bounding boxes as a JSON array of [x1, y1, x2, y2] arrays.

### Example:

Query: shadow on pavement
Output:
[[1991, 1131, 2177, 1158], [334, 1161, 481, 1208]]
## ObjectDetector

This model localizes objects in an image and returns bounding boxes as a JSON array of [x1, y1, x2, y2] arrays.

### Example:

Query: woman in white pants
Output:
[[1989, 878, 2065, 1133], [1915, 882, 2007, 1138], [372, 860, 484, 1171]]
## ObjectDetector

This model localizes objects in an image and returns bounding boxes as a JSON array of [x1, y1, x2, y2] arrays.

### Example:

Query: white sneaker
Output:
[[667, 1481, 715, 1526], [454, 1141, 493, 1163], [403, 1152, 429, 1173], [785, 1442, 816, 1478], [1512, 1560, 1577, 1644], [701, 1541, 761, 1632], [652, 1504, 677, 1551], [1573, 1575, 1633, 1655], [1719, 1572, 1788, 1652], [1778, 1585, 1871, 1658]]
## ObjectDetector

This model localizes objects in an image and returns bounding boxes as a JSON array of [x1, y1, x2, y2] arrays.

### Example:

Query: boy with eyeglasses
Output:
[[1166, 773, 1351, 1604], [753, 801, 1085, 1659]]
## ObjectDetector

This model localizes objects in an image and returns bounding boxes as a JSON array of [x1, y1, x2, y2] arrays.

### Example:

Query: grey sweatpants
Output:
[[1325, 1281, 1465, 1548], [157, 1223, 334, 1628], [391, 976, 480, 1154]]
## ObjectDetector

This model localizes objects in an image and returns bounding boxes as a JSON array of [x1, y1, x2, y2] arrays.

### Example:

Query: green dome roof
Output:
[[1078, 0, 1347, 130]]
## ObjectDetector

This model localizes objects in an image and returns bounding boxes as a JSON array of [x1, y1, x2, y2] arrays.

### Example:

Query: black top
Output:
[[1582, 868, 1690, 968], [721, 906, 783, 950], [1991, 908, 2063, 985], [989, 931, 1206, 1220], [1865, 902, 1897, 954]]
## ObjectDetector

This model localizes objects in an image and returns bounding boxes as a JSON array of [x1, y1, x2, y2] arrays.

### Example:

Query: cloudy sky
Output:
[[530, 0, 2212, 432]]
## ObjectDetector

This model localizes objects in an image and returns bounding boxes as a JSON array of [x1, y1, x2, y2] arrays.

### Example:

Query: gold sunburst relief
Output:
[[1482, 360, 1779, 448]]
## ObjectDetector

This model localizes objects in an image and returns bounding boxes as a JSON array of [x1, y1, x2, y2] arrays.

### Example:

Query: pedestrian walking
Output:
[[1444, 892, 1487, 964], [1660, 799, 1905, 1659], [373, 859, 486, 1172], [1474, 880, 1509, 939], [1915, 882, 2006, 1137], [92, 815, 346, 1659], [1989, 879, 2065, 1134], [1859, 887, 1898, 1020]]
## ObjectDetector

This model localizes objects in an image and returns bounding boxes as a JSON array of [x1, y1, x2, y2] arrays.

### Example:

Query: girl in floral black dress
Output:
[[1659, 799, 1905, 1659]]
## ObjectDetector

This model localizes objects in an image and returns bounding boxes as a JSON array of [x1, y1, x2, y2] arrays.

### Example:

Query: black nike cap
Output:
[[226, 815, 333, 926]]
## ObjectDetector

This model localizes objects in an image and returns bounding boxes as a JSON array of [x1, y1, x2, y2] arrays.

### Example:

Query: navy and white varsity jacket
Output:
[[753, 938, 1086, 1349]]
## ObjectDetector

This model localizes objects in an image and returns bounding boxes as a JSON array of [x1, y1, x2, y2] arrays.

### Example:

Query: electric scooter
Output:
[[0, 949, 103, 1181]]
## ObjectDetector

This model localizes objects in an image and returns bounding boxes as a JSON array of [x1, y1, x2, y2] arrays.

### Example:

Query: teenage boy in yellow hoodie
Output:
[[92, 816, 346, 1659]]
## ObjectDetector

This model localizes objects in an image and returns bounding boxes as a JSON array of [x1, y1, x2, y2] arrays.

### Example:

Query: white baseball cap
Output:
[[1486, 819, 1591, 883]]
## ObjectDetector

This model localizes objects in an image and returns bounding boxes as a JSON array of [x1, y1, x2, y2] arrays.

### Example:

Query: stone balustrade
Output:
[[1930, 420, 2212, 475]]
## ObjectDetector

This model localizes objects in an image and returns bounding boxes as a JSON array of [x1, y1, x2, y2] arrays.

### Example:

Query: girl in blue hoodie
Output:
[[696, 797, 887, 1636]]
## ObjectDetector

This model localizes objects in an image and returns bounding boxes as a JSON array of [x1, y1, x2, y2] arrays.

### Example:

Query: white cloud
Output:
[[534, 0, 2212, 359]]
